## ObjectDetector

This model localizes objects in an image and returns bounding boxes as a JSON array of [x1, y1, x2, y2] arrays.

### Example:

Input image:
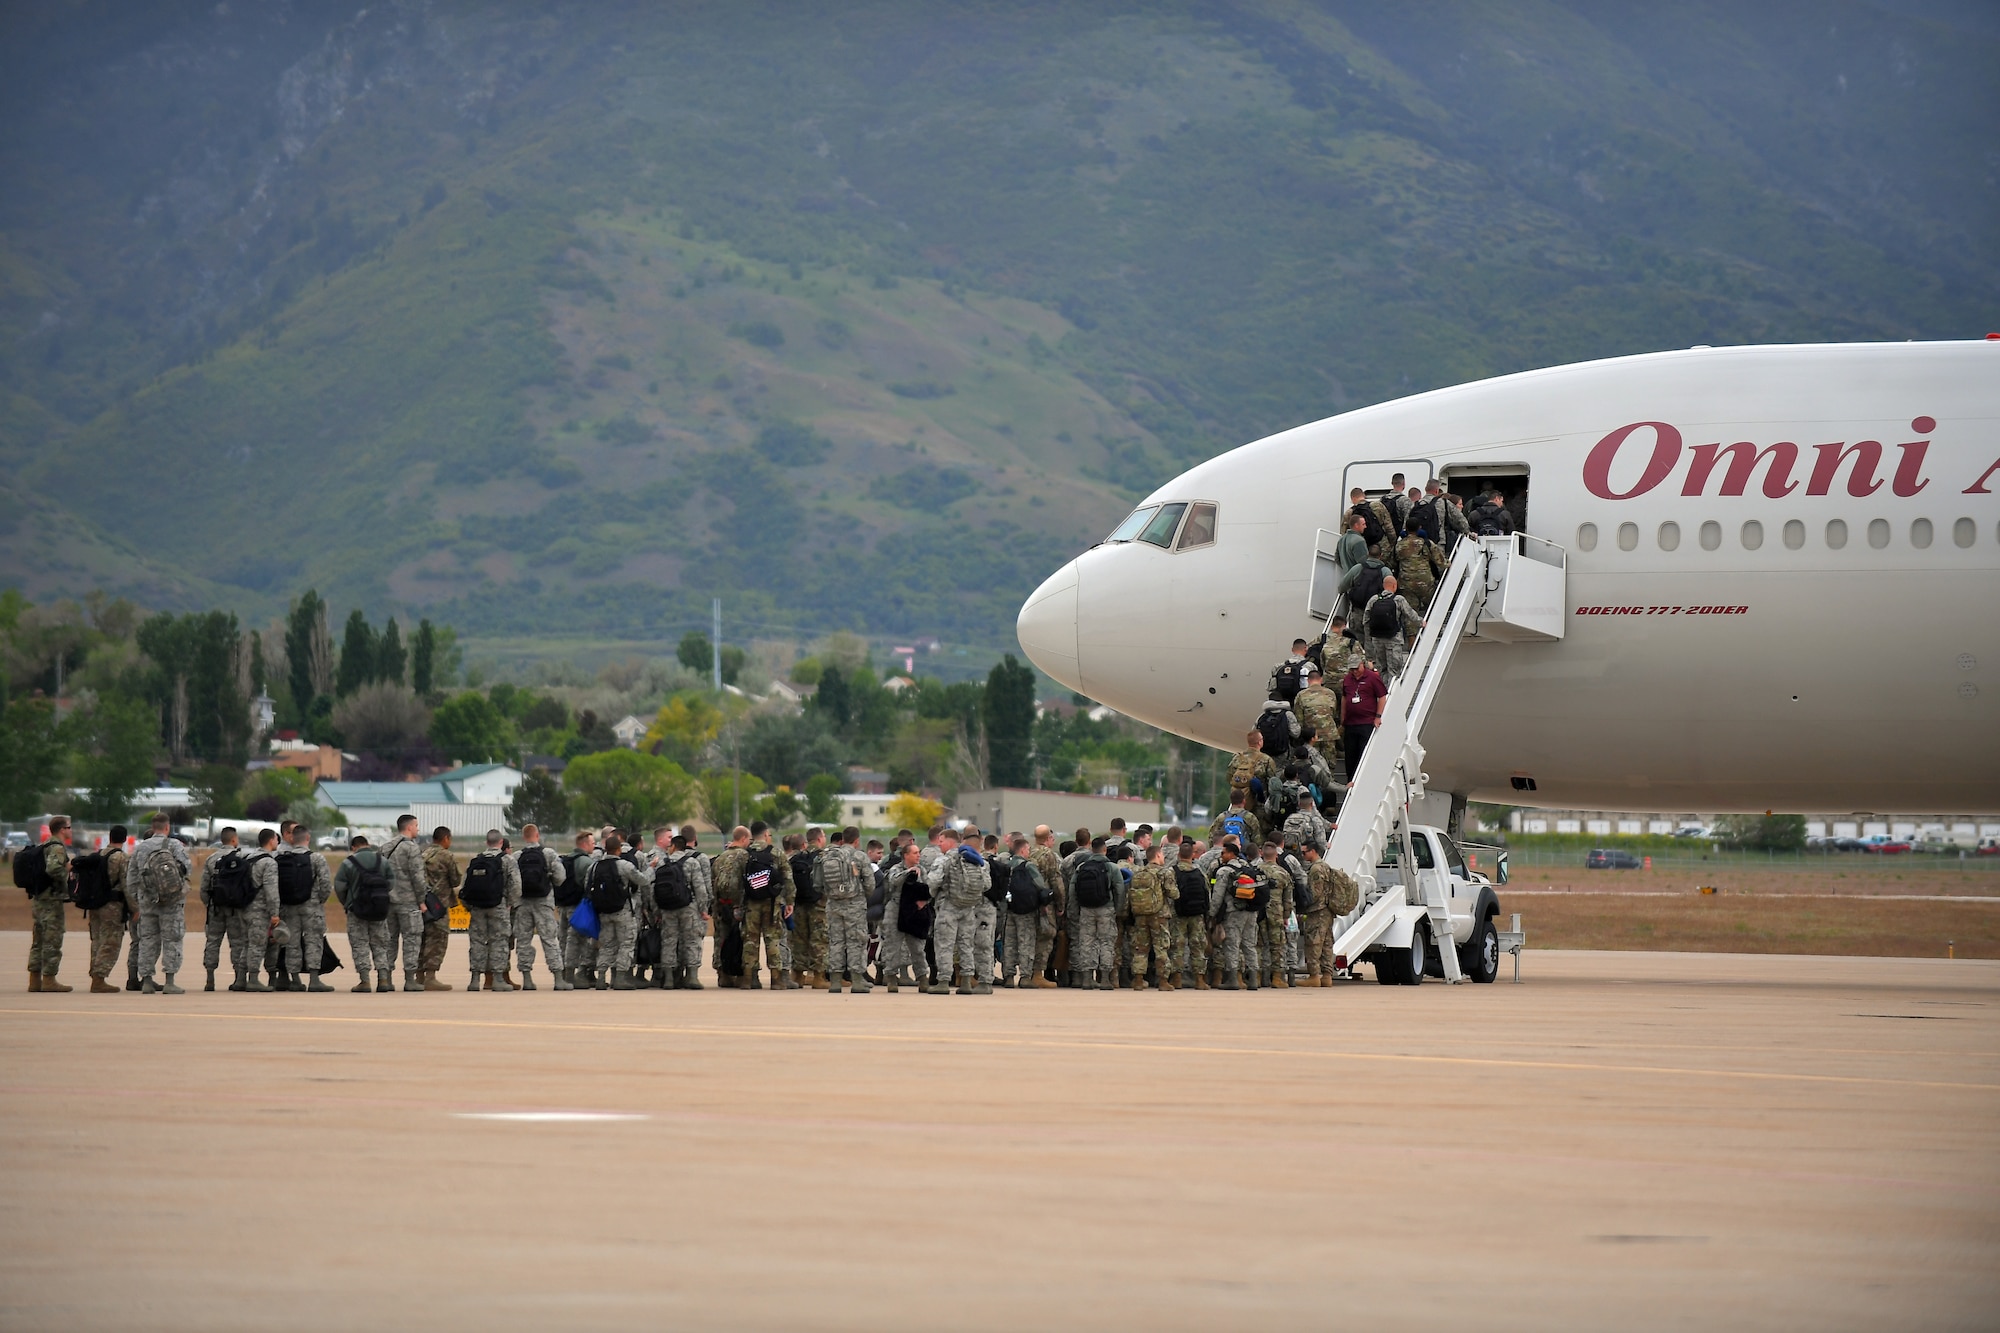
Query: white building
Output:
[[611, 714, 647, 749]]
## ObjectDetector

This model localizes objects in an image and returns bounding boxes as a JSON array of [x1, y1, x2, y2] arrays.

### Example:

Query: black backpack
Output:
[[517, 846, 552, 898], [743, 845, 778, 901], [1473, 501, 1511, 536], [347, 849, 393, 922], [653, 855, 694, 912], [894, 871, 933, 938], [1271, 657, 1309, 703], [12, 841, 50, 896], [70, 851, 113, 910], [1173, 863, 1209, 916], [1367, 593, 1402, 637], [461, 852, 506, 909], [1351, 502, 1385, 548], [1072, 857, 1112, 909], [589, 857, 629, 914], [1256, 706, 1296, 760], [1281, 854, 1311, 913], [1007, 859, 1049, 914], [554, 853, 586, 907], [1224, 862, 1268, 913], [276, 852, 315, 906], [986, 857, 1011, 906], [209, 849, 258, 910], [1347, 557, 1387, 610], [791, 851, 821, 906]]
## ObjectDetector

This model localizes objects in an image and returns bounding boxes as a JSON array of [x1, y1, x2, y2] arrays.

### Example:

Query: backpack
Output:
[[137, 842, 188, 901], [460, 852, 506, 909], [1347, 557, 1387, 610], [588, 857, 629, 914], [70, 851, 113, 911], [12, 842, 50, 896], [1007, 859, 1050, 914], [894, 871, 933, 938], [743, 845, 778, 901], [517, 846, 552, 898], [209, 849, 258, 910], [985, 857, 1011, 906], [1270, 657, 1309, 703], [1282, 855, 1312, 913], [275, 852, 316, 906], [1226, 863, 1268, 912], [1173, 863, 1209, 917], [1221, 812, 1249, 843], [791, 851, 822, 906], [1367, 593, 1402, 637], [347, 849, 392, 922], [652, 855, 694, 912], [1352, 502, 1385, 548], [554, 853, 586, 907], [1473, 501, 1510, 536], [1255, 705, 1296, 761], [1072, 857, 1112, 909]]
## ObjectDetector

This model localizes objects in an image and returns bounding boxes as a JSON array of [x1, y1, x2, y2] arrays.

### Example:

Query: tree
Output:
[[0, 688, 64, 819], [741, 709, 843, 789], [696, 767, 765, 830], [804, 772, 842, 824], [331, 681, 432, 757], [377, 618, 407, 686], [814, 664, 851, 729], [241, 766, 316, 811], [887, 791, 943, 830], [428, 691, 514, 764], [336, 609, 377, 698], [1714, 813, 1808, 852], [644, 694, 724, 769], [984, 653, 1037, 787], [676, 631, 713, 677], [565, 749, 694, 829], [191, 764, 245, 819], [506, 765, 572, 832], [412, 618, 437, 695], [285, 590, 332, 717]]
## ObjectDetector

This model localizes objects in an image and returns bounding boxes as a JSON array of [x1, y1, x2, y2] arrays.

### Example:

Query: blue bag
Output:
[[569, 896, 601, 939]]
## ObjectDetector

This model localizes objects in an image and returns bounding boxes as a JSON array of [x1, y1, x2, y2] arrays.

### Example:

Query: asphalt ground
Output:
[[2, 931, 1995, 1331]]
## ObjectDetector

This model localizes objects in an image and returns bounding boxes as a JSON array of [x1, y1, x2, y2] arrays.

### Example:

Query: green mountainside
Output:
[[2, 1, 1994, 658]]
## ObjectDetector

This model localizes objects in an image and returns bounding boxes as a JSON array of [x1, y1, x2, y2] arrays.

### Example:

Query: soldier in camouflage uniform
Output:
[[1258, 843, 1295, 988], [85, 827, 130, 993], [26, 817, 74, 992], [278, 824, 336, 992], [382, 815, 433, 992], [1363, 575, 1424, 678], [998, 836, 1045, 988], [463, 829, 521, 991], [739, 822, 796, 990], [583, 832, 648, 989], [1292, 666, 1343, 776], [880, 840, 928, 992], [821, 826, 873, 992], [1125, 846, 1178, 990], [129, 814, 191, 994], [1211, 847, 1263, 990], [562, 831, 601, 988], [923, 830, 993, 994], [198, 828, 260, 991], [645, 829, 708, 989], [974, 832, 1004, 988], [1394, 528, 1443, 615], [1301, 843, 1359, 985], [1167, 841, 1211, 988], [1281, 777, 1331, 851], [708, 827, 750, 987], [1226, 730, 1281, 816], [1208, 790, 1264, 852], [1028, 827, 1064, 988], [335, 835, 395, 992], [510, 824, 569, 990], [230, 829, 282, 993], [418, 828, 462, 991]]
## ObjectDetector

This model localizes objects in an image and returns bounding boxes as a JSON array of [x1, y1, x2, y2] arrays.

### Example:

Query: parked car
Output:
[[1832, 836, 1867, 852], [1977, 839, 2000, 857], [1860, 836, 1913, 854], [1586, 848, 1643, 869]]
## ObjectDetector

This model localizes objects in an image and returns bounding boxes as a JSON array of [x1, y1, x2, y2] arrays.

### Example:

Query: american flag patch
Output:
[[747, 869, 771, 892]]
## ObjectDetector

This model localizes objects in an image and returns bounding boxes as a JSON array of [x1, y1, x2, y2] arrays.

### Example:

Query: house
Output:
[[846, 768, 890, 795], [268, 737, 343, 781], [611, 714, 647, 749], [833, 794, 899, 826], [763, 680, 807, 707], [881, 675, 915, 694], [434, 763, 524, 806]]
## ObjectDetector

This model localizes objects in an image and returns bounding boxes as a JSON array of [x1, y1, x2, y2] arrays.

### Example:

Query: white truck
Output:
[[1338, 824, 1511, 985]]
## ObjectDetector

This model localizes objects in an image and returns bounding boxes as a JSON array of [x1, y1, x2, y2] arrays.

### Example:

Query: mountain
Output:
[[2, 0, 1994, 656]]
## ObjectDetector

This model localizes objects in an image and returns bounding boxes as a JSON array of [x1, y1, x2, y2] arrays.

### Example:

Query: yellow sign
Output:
[[449, 903, 471, 932]]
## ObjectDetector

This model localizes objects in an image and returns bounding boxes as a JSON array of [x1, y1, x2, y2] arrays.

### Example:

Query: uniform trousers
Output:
[[825, 898, 869, 980], [513, 897, 564, 973]]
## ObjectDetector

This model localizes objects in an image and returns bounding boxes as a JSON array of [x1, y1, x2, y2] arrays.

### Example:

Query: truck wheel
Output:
[[1375, 929, 1424, 986], [1373, 953, 1401, 985], [1462, 915, 1499, 984]]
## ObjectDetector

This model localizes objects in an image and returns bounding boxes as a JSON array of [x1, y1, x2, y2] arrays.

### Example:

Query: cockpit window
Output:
[[1137, 503, 1186, 548], [1177, 502, 1217, 550], [1105, 506, 1158, 544]]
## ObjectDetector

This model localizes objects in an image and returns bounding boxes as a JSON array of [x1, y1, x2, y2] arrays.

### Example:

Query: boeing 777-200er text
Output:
[[1017, 340, 1999, 815]]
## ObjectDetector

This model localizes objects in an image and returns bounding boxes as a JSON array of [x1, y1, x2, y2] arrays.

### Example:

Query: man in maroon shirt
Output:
[[1338, 659, 1388, 780]]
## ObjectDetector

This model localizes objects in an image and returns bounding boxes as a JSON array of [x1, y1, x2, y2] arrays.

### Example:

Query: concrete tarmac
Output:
[[2, 930, 1995, 1331]]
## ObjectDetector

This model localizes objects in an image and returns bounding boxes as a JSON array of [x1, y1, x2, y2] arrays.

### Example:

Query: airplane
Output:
[[1016, 338, 2000, 816]]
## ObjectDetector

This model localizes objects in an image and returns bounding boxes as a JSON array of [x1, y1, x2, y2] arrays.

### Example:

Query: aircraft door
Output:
[[1442, 464, 1530, 536]]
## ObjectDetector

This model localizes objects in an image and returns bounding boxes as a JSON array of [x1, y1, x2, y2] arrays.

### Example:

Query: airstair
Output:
[[1315, 533, 1567, 980]]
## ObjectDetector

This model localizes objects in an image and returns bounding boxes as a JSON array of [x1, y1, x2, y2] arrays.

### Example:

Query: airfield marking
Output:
[[3, 1006, 1997, 1094], [454, 1111, 648, 1123]]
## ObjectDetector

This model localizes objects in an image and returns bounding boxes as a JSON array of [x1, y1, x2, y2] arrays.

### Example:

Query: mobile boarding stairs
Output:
[[1308, 531, 1566, 982]]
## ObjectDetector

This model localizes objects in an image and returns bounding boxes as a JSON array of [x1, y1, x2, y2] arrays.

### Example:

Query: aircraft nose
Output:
[[1016, 559, 1081, 692]]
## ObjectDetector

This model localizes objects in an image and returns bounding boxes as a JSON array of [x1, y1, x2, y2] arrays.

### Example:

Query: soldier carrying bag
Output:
[[652, 855, 694, 913], [12, 841, 51, 896], [1006, 859, 1050, 914], [743, 845, 778, 902], [1172, 863, 1209, 917], [517, 846, 552, 898], [209, 849, 258, 910], [460, 852, 506, 910], [275, 853, 315, 907], [588, 857, 629, 914], [554, 853, 587, 908], [346, 850, 393, 922], [69, 851, 114, 911]]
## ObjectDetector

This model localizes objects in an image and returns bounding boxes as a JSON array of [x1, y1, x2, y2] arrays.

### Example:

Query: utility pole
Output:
[[711, 598, 722, 694], [731, 725, 741, 829]]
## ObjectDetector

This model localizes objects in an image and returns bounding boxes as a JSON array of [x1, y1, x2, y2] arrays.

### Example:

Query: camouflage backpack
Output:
[[137, 842, 188, 901]]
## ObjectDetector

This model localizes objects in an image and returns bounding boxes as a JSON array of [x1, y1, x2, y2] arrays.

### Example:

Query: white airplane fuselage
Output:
[[1016, 341, 2000, 813]]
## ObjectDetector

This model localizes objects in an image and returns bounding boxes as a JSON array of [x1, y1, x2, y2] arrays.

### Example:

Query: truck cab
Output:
[[1352, 825, 1505, 984]]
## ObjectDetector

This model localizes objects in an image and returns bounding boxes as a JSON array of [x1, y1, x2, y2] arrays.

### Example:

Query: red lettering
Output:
[[1682, 441, 1800, 497], [1807, 441, 1884, 497], [1893, 439, 1930, 497], [1966, 456, 2000, 495], [1585, 421, 1681, 500]]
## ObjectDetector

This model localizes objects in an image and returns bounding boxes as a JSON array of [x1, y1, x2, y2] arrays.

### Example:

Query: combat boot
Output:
[[653, 968, 670, 989], [161, 975, 184, 995], [468, 973, 484, 992], [919, 976, 950, 995], [1244, 969, 1259, 991], [610, 970, 634, 991], [681, 968, 703, 990], [743, 970, 764, 990], [26, 972, 41, 992], [351, 972, 371, 992], [1194, 974, 1212, 991], [780, 969, 801, 990], [269, 971, 291, 992], [90, 976, 117, 994], [827, 975, 843, 993], [228, 970, 247, 992], [1030, 974, 1057, 989], [884, 973, 899, 993], [404, 973, 425, 992], [593, 969, 610, 991], [971, 978, 993, 995], [1160, 976, 1178, 992], [553, 969, 573, 992], [142, 977, 159, 994], [125, 971, 142, 992], [1270, 971, 1290, 989], [851, 973, 872, 994], [204, 968, 217, 992], [954, 973, 976, 995], [421, 972, 451, 992], [1222, 971, 1240, 991], [809, 971, 829, 990], [521, 970, 538, 991], [1097, 971, 1115, 991], [489, 972, 515, 992], [307, 972, 332, 992], [242, 970, 269, 993]]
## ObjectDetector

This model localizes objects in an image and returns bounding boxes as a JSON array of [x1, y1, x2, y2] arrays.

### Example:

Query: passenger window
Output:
[[1137, 503, 1186, 548], [1410, 836, 1436, 870], [1105, 506, 1158, 544], [1439, 835, 1468, 879], [1178, 502, 1218, 550]]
